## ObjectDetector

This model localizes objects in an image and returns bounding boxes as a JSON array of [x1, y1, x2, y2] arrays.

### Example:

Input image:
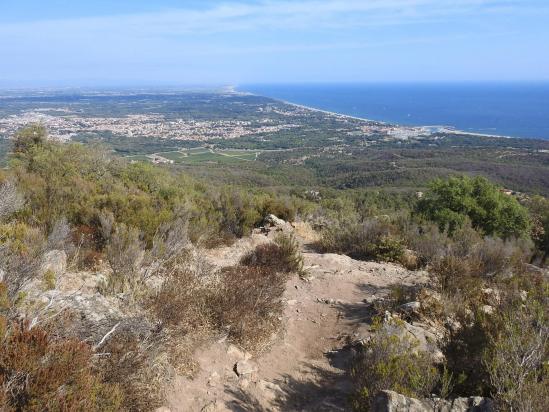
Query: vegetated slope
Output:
[[0, 126, 547, 411]]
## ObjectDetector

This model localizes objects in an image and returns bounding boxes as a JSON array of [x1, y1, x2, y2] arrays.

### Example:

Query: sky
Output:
[[1, 0, 548, 87]]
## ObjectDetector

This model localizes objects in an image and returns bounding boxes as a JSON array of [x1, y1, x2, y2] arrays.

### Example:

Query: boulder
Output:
[[41, 250, 67, 276], [264, 214, 286, 227], [372, 390, 494, 412], [398, 301, 421, 316], [383, 318, 445, 363]]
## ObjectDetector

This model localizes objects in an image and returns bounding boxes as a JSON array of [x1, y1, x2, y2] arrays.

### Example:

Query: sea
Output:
[[242, 83, 549, 140]]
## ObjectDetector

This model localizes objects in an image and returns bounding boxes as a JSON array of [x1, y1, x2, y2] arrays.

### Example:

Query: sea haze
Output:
[[242, 83, 549, 140]]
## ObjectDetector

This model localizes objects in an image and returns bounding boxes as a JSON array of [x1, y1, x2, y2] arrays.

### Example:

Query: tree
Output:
[[417, 176, 530, 238], [12, 124, 47, 154]]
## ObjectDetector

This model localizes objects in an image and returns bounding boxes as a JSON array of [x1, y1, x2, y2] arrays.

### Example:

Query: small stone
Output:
[[287, 299, 297, 306]]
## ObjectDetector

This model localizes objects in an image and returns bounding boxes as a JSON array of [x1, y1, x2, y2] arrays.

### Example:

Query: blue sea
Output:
[[242, 83, 549, 140]]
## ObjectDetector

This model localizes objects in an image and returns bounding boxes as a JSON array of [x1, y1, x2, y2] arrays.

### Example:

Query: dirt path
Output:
[[165, 232, 427, 412]]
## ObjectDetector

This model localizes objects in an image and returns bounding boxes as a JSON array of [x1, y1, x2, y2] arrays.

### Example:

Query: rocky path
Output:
[[165, 231, 428, 412]]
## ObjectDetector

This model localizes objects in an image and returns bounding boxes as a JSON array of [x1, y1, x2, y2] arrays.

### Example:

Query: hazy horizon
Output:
[[1, 1, 548, 87]]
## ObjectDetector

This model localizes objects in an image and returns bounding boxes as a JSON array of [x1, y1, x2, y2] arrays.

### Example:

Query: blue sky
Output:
[[1, 0, 548, 87]]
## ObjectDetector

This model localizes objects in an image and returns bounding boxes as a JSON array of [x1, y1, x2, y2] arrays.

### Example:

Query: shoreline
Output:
[[239, 89, 517, 140]]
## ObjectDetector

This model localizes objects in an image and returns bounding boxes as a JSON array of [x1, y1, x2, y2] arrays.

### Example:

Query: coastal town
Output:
[[0, 92, 440, 146], [0, 108, 301, 142]]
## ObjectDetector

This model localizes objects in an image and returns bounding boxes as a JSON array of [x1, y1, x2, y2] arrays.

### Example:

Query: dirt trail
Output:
[[165, 230, 428, 412]]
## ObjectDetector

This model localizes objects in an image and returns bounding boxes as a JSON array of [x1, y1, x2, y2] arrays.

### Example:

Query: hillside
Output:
[[0, 125, 547, 412]]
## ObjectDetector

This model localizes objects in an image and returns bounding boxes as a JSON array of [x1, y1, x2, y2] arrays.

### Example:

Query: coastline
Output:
[[238, 89, 517, 140]]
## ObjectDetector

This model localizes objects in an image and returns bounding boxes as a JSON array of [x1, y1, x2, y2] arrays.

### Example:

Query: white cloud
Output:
[[0, 0, 543, 37]]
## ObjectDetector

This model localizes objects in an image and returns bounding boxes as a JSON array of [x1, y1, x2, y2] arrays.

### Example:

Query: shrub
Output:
[[103, 223, 145, 294], [405, 223, 450, 267], [350, 323, 439, 411], [0, 321, 121, 411], [443, 309, 494, 397], [0, 180, 24, 222], [416, 175, 531, 238], [0, 223, 45, 300], [214, 265, 289, 351], [469, 236, 532, 277], [42, 269, 56, 290], [526, 195, 549, 265], [484, 299, 549, 412], [46, 217, 72, 252], [150, 266, 213, 333], [317, 218, 404, 262], [240, 233, 304, 275], [99, 328, 166, 411]]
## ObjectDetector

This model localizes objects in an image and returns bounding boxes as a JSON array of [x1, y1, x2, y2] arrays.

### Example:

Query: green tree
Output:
[[12, 124, 47, 154], [417, 176, 530, 238]]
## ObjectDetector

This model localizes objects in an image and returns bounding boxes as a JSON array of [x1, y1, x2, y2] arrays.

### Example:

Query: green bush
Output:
[[9, 135, 303, 252], [417, 176, 531, 238]]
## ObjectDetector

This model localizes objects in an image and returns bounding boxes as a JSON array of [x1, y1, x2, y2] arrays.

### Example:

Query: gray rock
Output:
[[384, 319, 445, 363], [41, 250, 67, 276], [372, 390, 494, 412], [398, 301, 421, 315], [264, 214, 286, 227]]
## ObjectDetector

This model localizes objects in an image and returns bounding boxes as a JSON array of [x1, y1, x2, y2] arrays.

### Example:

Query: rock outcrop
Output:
[[372, 390, 494, 412]]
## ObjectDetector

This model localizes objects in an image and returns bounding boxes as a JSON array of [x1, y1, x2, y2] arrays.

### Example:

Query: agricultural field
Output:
[[127, 147, 260, 165]]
